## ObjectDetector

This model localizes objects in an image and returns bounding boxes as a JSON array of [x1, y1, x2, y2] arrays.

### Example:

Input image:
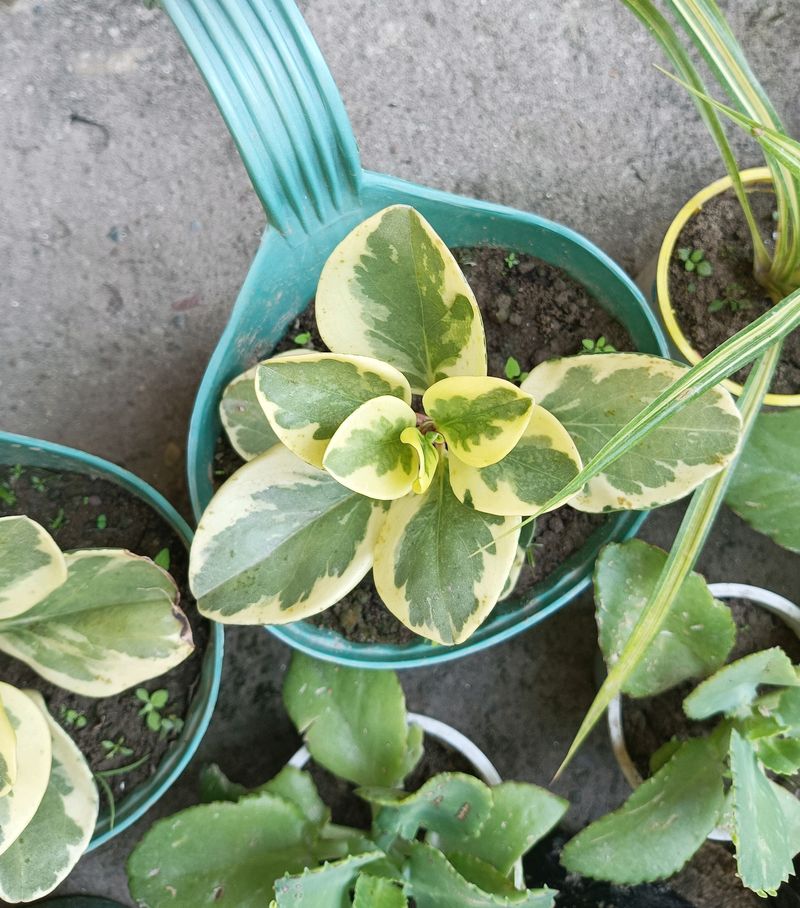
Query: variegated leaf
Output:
[[373, 459, 520, 645], [521, 353, 742, 512], [400, 428, 441, 494], [315, 205, 486, 394], [498, 546, 525, 601], [0, 691, 97, 903], [0, 516, 67, 620], [323, 396, 418, 500], [0, 695, 15, 797], [219, 366, 280, 461], [0, 683, 51, 859], [256, 352, 412, 468], [191, 446, 385, 624], [423, 377, 532, 468], [0, 551, 192, 697], [448, 405, 581, 516]]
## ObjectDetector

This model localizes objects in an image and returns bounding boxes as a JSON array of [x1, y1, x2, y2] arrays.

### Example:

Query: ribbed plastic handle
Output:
[[162, 0, 363, 237]]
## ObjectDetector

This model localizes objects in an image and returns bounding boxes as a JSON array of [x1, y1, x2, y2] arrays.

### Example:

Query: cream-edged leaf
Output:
[[220, 366, 281, 461], [0, 683, 51, 859], [448, 405, 581, 516], [0, 551, 193, 697], [373, 459, 520, 645], [190, 446, 385, 625], [423, 377, 533, 468], [0, 691, 98, 903], [316, 205, 486, 393], [0, 517, 67, 620], [400, 428, 441, 495], [0, 695, 15, 797], [256, 352, 412, 468], [522, 353, 742, 512], [323, 396, 418, 500]]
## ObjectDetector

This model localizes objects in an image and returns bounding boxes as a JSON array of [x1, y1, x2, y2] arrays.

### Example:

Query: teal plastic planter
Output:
[[165, 0, 668, 668], [0, 431, 223, 849]]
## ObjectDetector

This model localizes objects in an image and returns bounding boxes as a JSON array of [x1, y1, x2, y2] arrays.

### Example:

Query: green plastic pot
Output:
[[165, 0, 668, 668], [0, 431, 223, 849]]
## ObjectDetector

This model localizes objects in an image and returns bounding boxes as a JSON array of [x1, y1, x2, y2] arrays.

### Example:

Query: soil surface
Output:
[[0, 464, 208, 806], [668, 186, 800, 395], [214, 245, 632, 645]]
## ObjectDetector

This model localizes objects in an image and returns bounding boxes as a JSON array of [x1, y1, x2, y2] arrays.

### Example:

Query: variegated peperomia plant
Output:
[[128, 652, 567, 906], [191, 204, 743, 645], [562, 539, 800, 896], [0, 514, 194, 901]]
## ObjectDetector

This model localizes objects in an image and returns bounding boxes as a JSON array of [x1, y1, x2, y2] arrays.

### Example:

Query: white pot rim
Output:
[[288, 711, 523, 888], [608, 584, 800, 844]]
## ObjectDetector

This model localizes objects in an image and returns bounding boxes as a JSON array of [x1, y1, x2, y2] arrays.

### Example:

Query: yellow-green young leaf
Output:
[[0, 517, 67, 620], [400, 428, 441, 495], [353, 874, 407, 908], [219, 366, 280, 461], [323, 396, 418, 500], [0, 695, 15, 798], [373, 459, 520, 645], [190, 446, 385, 625], [0, 691, 97, 903], [522, 353, 742, 512], [0, 683, 51, 860], [448, 406, 581, 516], [316, 205, 486, 394], [0, 551, 193, 697], [423, 377, 533, 468]]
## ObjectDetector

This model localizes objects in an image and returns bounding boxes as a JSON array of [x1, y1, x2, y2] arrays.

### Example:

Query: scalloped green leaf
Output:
[[353, 874, 408, 907], [274, 852, 384, 908], [190, 446, 385, 625], [0, 516, 67, 620], [316, 205, 486, 394], [219, 366, 281, 461], [595, 540, 735, 697], [522, 353, 742, 512], [561, 737, 726, 885]]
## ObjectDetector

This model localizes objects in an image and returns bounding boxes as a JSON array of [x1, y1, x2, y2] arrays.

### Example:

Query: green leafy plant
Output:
[[504, 251, 520, 269], [503, 355, 529, 383], [676, 246, 712, 277], [580, 336, 616, 354], [30, 475, 46, 493], [128, 653, 567, 907], [60, 707, 88, 730], [196, 205, 745, 646], [101, 736, 133, 760], [708, 281, 752, 314], [293, 331, 312, 346], [562, 539, 800, 896]]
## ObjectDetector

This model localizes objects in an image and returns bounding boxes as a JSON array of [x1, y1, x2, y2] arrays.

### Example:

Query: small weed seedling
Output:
[[50, 507, 65, 531], [101, 737, 134, 760], [293, 331, 312, 347], [0, 484, 16, 506], [60, 706, 88, 730], [94, 751, 151, 829], [30, 475, 47, 493], [153, 547, 171, 571], [96, 514, 107, 530], [581, 336, 616, 354], [503, 355, 529, 384], [677, 247, 713, 277], [504, 250, 520, 269], [9, 465, 23, 482], [136, 688, 181, 736], [709, 282, 753, 314]]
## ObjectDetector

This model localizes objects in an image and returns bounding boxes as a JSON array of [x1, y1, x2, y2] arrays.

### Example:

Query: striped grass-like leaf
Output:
[[0, 551, 192, 697], [448, 405, 581, 517], [316, 206, 486, 394], [523, 353, 741, 512], [256, 353, 412, 469], [373, 459, 520, 645], [220, 366, 280, 461], [323, 396, 419, 500], [0, 691, 97, 903], [0, 517, 67, 620], [190, 446, 385, 625], [422, 377, 533, 468], [0, 684, 51, 860]]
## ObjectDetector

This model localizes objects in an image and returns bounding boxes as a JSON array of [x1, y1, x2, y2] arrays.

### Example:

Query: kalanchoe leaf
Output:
[[422, 376, 533, 468], [399, 427, 441, 495], [353, 873, 408, 907], [753, 735, 800, 776], [445, 852, 520, 895], [190, 446, 384, 625], [595, 540, 735, 697], [683, 648, 800, 721], [199, 762, 248, 803], [274, 852, 386, 908], [256, 352, 412, 469], [220, 366, 281, 461], [315, 205, 487, 394], [0, 516, 67, 620]]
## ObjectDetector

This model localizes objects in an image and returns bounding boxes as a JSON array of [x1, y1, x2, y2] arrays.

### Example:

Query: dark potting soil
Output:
[[0, 464, 208, 804], [213, 244, 632, 644], [623, 598, 800, 780], [668, 186, 800, 395]]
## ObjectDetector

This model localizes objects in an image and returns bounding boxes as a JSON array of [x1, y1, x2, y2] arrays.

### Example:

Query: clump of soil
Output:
[[0, 463, 208, 804], [668, 185, 800, 395]]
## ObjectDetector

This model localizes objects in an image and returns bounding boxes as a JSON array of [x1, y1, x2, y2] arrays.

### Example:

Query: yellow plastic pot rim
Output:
[[656, 166, 800, 408]]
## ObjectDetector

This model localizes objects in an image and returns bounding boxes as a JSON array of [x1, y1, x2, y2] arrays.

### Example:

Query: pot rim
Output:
[[608, 582, 800, 844], [288, 710, 524, 889], [0, 430, 224, 851], [655, 165, 800, 408]]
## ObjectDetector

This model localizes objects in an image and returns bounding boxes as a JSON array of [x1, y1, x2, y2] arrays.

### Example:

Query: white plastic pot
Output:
[[289, 711, 524, 889], [608, 583, 800, 843]]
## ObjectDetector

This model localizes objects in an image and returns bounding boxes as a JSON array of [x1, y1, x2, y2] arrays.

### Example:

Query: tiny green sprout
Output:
[[504, 251, 520, 269], [581, 336, 617, 355], [101, 737, 134, 760], [82, 496, 89, 506], [154, 547, 171, 571], [60, 707, 88, 730], [0, 484, 16, 507], [96, 514, 108, 530], [136, 688, 171, 733], [158, 714, 185, 740], [503, 356, 529, 383], [293, 331, 312, 346], [708, 282, 753, 315], [30, 476, 46, 493], [677, 247, 713, 277], [687, 281, 697, 294], [50, 508, 65, 531], [10, 465, 23, 481]]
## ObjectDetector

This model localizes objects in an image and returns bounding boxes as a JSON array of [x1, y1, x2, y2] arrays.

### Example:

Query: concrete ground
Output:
[[1, 0, 798, 903]]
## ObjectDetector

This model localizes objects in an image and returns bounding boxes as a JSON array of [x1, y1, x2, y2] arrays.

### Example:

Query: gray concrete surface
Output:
[[1, 0, 799, 903]]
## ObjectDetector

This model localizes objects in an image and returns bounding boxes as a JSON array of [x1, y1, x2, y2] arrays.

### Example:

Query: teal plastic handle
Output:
[[162, 0, 362, 238]]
